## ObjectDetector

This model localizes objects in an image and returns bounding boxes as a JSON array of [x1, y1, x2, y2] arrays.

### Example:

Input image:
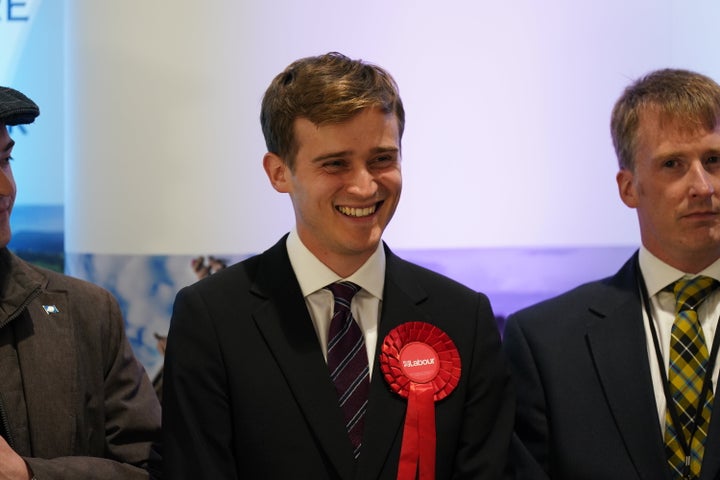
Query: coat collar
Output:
[[0, 248, 42, 328], [0, 250, 78, 457], [251, 237, 358, 478], [585, 253, 671, 480]]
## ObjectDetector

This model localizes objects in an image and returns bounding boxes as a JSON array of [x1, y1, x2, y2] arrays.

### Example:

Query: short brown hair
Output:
[[260, 52, 405, 169], [610, 68, 720, 171]]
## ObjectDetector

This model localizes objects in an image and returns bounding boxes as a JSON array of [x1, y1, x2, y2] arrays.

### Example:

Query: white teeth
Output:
[[338, 205, 376, 217]]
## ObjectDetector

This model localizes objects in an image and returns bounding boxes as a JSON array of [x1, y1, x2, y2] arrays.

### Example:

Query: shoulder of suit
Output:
[[507, 276, 619, 327], [35, 263, 108, 294], [7, 253, 115, 304]]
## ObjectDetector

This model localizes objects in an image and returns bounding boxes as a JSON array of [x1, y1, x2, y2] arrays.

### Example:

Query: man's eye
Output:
[[707, 155, 720, 164], [662, 159, 678, 168], [372, 155, 396, 167], [322, 160, 344, 169]]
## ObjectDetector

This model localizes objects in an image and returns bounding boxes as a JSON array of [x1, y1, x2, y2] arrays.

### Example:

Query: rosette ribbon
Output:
[[380, 322, 461, 480]]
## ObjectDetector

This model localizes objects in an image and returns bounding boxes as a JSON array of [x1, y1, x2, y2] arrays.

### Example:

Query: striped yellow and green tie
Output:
[[664, 275, 717, 479]]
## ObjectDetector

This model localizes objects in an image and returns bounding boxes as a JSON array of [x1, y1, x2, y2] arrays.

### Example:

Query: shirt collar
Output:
[[639, 246, 720, 296], [286, 229, 385, 299]]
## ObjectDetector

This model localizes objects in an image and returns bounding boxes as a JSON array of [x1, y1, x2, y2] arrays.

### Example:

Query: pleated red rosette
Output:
[[380, 322, 461, 480]]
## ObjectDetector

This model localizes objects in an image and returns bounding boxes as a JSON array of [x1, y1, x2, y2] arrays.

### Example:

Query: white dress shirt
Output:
[[639, 247, 720, 430], [285, 229, 385, 378]]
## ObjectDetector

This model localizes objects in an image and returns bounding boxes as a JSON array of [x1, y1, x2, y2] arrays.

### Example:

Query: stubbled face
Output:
[[0, 125, 16, 248], [617, 109, 720, 273], [264, 107, 402, 276]]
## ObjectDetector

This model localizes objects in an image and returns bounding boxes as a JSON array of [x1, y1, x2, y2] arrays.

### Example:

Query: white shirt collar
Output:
[[285, 229, 385, 299], [638, 246, 720, 296]]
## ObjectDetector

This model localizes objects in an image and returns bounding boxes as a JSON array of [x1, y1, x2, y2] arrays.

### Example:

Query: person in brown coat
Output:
[[0, 86, 161, 479]]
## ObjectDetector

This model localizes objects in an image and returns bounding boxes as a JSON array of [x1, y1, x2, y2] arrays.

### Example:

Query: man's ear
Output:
[[617, 168, 638, 208], [263, 152, 290, 193]]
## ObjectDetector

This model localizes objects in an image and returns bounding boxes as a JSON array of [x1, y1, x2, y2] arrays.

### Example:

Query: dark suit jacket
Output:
[[503, 252, 720, 480], [163, 236, 514, 479]]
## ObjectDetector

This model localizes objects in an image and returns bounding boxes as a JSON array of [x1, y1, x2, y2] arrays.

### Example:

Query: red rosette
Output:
[[380, 321, 461, 401], [379, 322, 461, 480]]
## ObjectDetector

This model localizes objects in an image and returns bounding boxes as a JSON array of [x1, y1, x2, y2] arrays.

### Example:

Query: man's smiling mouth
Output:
[[337, 203, 380, 218]]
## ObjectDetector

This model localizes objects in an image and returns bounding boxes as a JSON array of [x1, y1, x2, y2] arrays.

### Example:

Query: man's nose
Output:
[[347, 167, 378, 197], [688, 162, 716, 197]]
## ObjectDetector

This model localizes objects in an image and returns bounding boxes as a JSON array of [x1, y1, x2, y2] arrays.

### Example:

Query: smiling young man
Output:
[[505, 69, 720, 480], [163, 52, 514, 480]]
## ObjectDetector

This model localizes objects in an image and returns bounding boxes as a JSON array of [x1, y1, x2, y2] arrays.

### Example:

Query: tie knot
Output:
[[672, 275, 719, 312], [326, 281, 360, 305]]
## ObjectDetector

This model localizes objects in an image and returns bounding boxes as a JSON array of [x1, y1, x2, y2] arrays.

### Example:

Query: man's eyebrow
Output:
[[654, 147, 720, 161], [312, 150, 352, 163], [369, 146, 399, 155], [311, 145, 400, 164]]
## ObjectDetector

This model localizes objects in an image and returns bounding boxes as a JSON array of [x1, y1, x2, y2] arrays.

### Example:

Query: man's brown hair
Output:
[[611, 68, 720, 171], [260, 52, 405, 170]]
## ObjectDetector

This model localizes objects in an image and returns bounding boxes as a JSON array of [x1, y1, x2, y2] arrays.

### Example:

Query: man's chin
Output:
[[342, 242, 383, 260]]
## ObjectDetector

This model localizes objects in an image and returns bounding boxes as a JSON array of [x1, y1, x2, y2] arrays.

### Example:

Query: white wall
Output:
[[64, 0, 720, 255]]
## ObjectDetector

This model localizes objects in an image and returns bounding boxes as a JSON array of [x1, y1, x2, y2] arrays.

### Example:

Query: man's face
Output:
[[264, 107, 402, 275], [0, 125, 16, 248], [617, 109, 720, 272]]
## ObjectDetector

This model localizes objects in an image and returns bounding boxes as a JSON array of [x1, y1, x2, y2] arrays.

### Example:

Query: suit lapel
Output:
[[585, 256, 670, 480], [15, 290, 78, 458], [357, 249, 429, 480], [251, 238, 357, 479]]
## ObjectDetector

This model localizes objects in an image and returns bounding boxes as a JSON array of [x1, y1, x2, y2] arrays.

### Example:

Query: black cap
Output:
[[0, 86, 40, 126]]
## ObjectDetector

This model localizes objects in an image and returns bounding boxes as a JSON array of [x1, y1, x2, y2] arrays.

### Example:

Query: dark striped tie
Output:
[[326, 281, 369, 459], [665, 276, 717, 479]]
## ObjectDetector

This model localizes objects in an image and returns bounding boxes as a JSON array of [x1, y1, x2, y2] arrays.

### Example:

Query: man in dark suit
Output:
[[504, 68, 720, 480], [0, 88, 162, 478], [163, 52, 514, 479]]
